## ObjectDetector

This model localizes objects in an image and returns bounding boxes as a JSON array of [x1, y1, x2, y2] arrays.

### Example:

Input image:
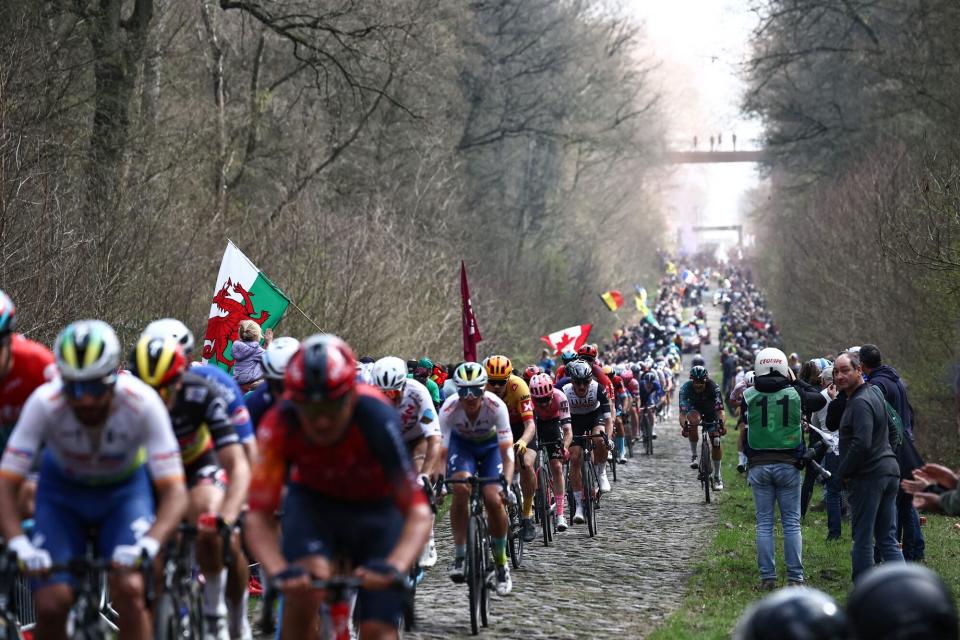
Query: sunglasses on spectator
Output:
[[457, 386, 485, 399]]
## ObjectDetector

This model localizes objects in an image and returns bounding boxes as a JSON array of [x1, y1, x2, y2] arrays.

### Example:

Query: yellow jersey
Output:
[[501, 374, 534, 427]]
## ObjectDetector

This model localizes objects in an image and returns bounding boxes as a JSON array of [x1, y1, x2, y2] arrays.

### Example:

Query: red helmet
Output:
[[577, 344, 598, 362], [613, 374, 624, 388], [528, 373, 554, 399], [284, 334, 357, 402], [522, 365, 543, 382]]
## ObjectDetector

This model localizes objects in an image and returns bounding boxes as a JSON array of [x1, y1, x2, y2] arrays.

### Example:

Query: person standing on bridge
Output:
[[732, 133, 737, 151], [693, 135, 698, 150], [709, 135, 714, 151]]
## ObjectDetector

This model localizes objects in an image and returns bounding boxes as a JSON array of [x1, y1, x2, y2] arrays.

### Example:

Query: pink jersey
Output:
[[532, 388, 571, 425]]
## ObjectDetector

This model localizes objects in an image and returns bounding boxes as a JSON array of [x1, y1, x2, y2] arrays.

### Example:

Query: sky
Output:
[[625, 0, 763, 250]]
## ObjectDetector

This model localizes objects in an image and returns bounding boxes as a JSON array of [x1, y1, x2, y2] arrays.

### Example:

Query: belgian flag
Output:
[[599, 290, 624, 311]]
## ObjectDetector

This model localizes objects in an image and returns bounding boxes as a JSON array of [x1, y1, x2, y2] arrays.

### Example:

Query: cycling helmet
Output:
[[689, 365, 708, 381], [0, 290, 16, 339], [560, 349, 577, 364], [129, 335, 187, 388], [142, 318, 195, 357], [846, 563, 958, 640], [642, 372, 657, 385], [522, 365, 543, 382], [732, 587, 851, 640], [284, 334, 357, 402], [612, 374, 623, 387], [602, 364, 614, 376], [372, 356, 408, 391], [567, 360, 593, 382], [691, 355, 706, 367], [417, 357, 434, 371], [483, 355, 513, 381], [54, 320, 121, 382], [262, 337, 301, 380], [643, 357, 655, 369], [630, 364, 642, 378], [621, 369, 634, 381], [577, 344, 598, 362], [528, 373, 554, 399], [755, 348, 789, 377], [454, 362, 488, 388]]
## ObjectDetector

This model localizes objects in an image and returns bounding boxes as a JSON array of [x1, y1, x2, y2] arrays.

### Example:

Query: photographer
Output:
[[743, 348, 827, 590]]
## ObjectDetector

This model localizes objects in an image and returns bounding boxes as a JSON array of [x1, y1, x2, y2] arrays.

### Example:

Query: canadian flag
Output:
[[541, 324, 593, 355]]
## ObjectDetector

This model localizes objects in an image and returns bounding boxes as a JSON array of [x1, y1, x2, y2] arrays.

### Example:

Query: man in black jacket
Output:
[[860, 344, 924, 561], [833, 351, 904, 581]]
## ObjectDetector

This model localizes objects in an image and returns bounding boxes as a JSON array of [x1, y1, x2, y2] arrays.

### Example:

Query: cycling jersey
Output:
[[562, 380, 610, 436], [409, 374, 442, 407], [499, 375, 534, 428], [532, 389, 570, 457], [678, 379, 724, 423], [170, 371, 239, 466], [0, 335, 56, 449], [627, 378, 640, 399], [244, 383, 276, 428], [395, 378, 439, 443], [1, 375, 184, 486], [248, 385, 426, 515], [438, 392, 512, 446], [190, 363, 254, 443], [637, 381, 663, 409]]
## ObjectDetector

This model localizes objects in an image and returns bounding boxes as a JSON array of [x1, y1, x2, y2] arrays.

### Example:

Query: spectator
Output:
[[859, 343, 924, 561], [538, 348, 555, 373], [833, 351, 904, 581], [812, 365, 843, 540], [232, 321, 271, 392]]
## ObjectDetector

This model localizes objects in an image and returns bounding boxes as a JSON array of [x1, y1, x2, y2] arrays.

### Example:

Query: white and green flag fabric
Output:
[[201, 241, 289, 372]]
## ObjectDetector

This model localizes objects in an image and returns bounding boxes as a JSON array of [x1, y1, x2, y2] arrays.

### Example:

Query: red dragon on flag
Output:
[[202, 278, 271, 368]]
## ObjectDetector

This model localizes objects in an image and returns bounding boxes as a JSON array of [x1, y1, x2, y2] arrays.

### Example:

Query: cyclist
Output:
[[529, 373, 572, 531], [129, 335, 251, 639], [678, 365, 725, 491], [483, 355, 537, 543], [245, 334, 431, 639], [553, 349, 577, 382], [562, 360, 612, 522], [142, 318, 257, 636], [638, 372, 664, 442], [0, 320, 188, 640], [372, 355, 441, 567], [440, 362, 514, 596], [575, 345, 615, 487], [0, 290, 56, 518], [245, 336, 301, 427], [521, 365, 543, 384], [411, 357, 443, 409]]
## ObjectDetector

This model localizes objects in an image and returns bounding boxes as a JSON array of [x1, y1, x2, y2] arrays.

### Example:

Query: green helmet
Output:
[[690, 365, 708, 381]]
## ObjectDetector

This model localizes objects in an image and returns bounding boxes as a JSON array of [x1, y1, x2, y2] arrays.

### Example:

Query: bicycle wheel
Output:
[[402, 564, 417, 631], [152, 593, 179, 640], [700, 436, 712, 503], [537, 466, 551, 547], [467, 516, 482, 635], [626, 433, 634, 458], [508, 502, 523, 569], [643, 415, 653, 455], [582, 457, 596, 537], [610, 450, 617, 483], [479, 524, 490, 628]]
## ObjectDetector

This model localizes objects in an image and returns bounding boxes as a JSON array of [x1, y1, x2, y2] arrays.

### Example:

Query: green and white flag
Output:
[[201, 241, 289, 372]]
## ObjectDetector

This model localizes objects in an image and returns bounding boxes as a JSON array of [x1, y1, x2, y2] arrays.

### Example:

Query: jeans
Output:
[[848, 474, 904, 581], [896, 490, 925, 561], [748, 463, 803, 582], [823, 452, 842, 538]]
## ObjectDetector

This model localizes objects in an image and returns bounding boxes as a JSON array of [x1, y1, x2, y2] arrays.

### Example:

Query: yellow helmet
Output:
[[483, 355, 513, 381]]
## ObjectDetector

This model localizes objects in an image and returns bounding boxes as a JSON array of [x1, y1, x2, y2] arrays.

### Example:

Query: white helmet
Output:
[[54, 320, 121, 382], [143, 318, 195, 356], [372, 356, 408, 391], [754, 348, 789, 377], [262, 337, 300, 380]]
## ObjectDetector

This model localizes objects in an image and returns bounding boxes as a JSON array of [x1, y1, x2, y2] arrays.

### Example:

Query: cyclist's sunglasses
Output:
[[457, 386, 484, 399], [157, 377, 182, 402], [533, 396, 552, 404], [382, 388, 403, 401], [487, 379, 507, 388], [571, 379, 591, 386], [297, 396, 349, 417], [63, 378, 115, 399]]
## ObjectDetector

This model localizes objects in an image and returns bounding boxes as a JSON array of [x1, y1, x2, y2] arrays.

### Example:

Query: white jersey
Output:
[[439, 392, 512, 446], [397, 378, 440, 442], [0, 375, 185, 486]]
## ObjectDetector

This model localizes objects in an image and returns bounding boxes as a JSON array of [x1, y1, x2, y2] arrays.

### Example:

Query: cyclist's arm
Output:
[[494, 400, 515, 481], [246, 410, 291, 576], [217, 443, 250, 525], [245, 509, 286, 577], [597, 386, 613, 434], [144, 393, 189, 544], [0, 396, 40, 538], [415, 388, 443, 479]]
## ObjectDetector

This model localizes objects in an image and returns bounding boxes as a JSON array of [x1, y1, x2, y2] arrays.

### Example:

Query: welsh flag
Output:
[[541, 324, 592, 355], [201, 241, 290, 372]]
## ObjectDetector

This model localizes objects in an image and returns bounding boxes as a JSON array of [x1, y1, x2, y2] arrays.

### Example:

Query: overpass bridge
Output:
[[666, 150, 768, 164]]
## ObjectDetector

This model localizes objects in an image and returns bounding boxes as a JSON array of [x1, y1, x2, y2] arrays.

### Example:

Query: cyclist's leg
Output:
[[709, 424, 723, 481], [446, 433, 478, 551], [98, 466, 158, 640], [591, 426, 606, 467], [279, 485, 334, 636], [350, 504, 405, 638], [477, 439, 507, 566], [687, 423, 700, 464], [184, 459, 230, 620]]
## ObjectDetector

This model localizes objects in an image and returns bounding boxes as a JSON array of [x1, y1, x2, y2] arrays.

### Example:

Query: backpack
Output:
[[868, 385, 903, 450], [868, 384, 924, 477]]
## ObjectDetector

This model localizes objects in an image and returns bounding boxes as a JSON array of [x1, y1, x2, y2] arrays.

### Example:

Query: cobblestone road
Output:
[[407, 346, 720, 638]]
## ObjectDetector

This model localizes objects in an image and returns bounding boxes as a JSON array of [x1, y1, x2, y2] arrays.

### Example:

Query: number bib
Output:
[[744, 386, 802, 450]]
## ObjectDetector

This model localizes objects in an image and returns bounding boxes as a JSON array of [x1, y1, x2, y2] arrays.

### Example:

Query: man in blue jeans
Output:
[[833, 351, 904, 581], [743, 348, 826, 590]]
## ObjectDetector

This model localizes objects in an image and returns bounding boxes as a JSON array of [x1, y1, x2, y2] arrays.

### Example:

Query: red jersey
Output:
[[248, 385, 427, 515], [0, 335, 56, 435]]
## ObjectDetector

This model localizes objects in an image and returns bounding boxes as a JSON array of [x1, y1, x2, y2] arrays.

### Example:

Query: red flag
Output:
[[461, 261, 482, 362], [541, 324, 593, 355]]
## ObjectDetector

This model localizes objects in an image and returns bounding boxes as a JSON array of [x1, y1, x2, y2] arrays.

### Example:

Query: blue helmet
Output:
[[0, 290, 16, 339]]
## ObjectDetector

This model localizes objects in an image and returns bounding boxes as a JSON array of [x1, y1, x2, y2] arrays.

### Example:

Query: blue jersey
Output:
[[191, 364, 254, 442], [637, 381, 663, 408], [244, 384, 276, 430]]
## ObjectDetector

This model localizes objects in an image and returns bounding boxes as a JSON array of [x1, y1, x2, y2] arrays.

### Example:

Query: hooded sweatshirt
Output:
[[866, 365, 913, 434]]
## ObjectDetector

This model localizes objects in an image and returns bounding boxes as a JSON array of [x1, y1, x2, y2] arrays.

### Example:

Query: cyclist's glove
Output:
[[112, 536, 160, 568], [8, 534, 51, 572]]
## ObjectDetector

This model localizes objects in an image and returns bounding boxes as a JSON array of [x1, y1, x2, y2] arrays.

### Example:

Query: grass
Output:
[[648, 425, 960, 639]]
